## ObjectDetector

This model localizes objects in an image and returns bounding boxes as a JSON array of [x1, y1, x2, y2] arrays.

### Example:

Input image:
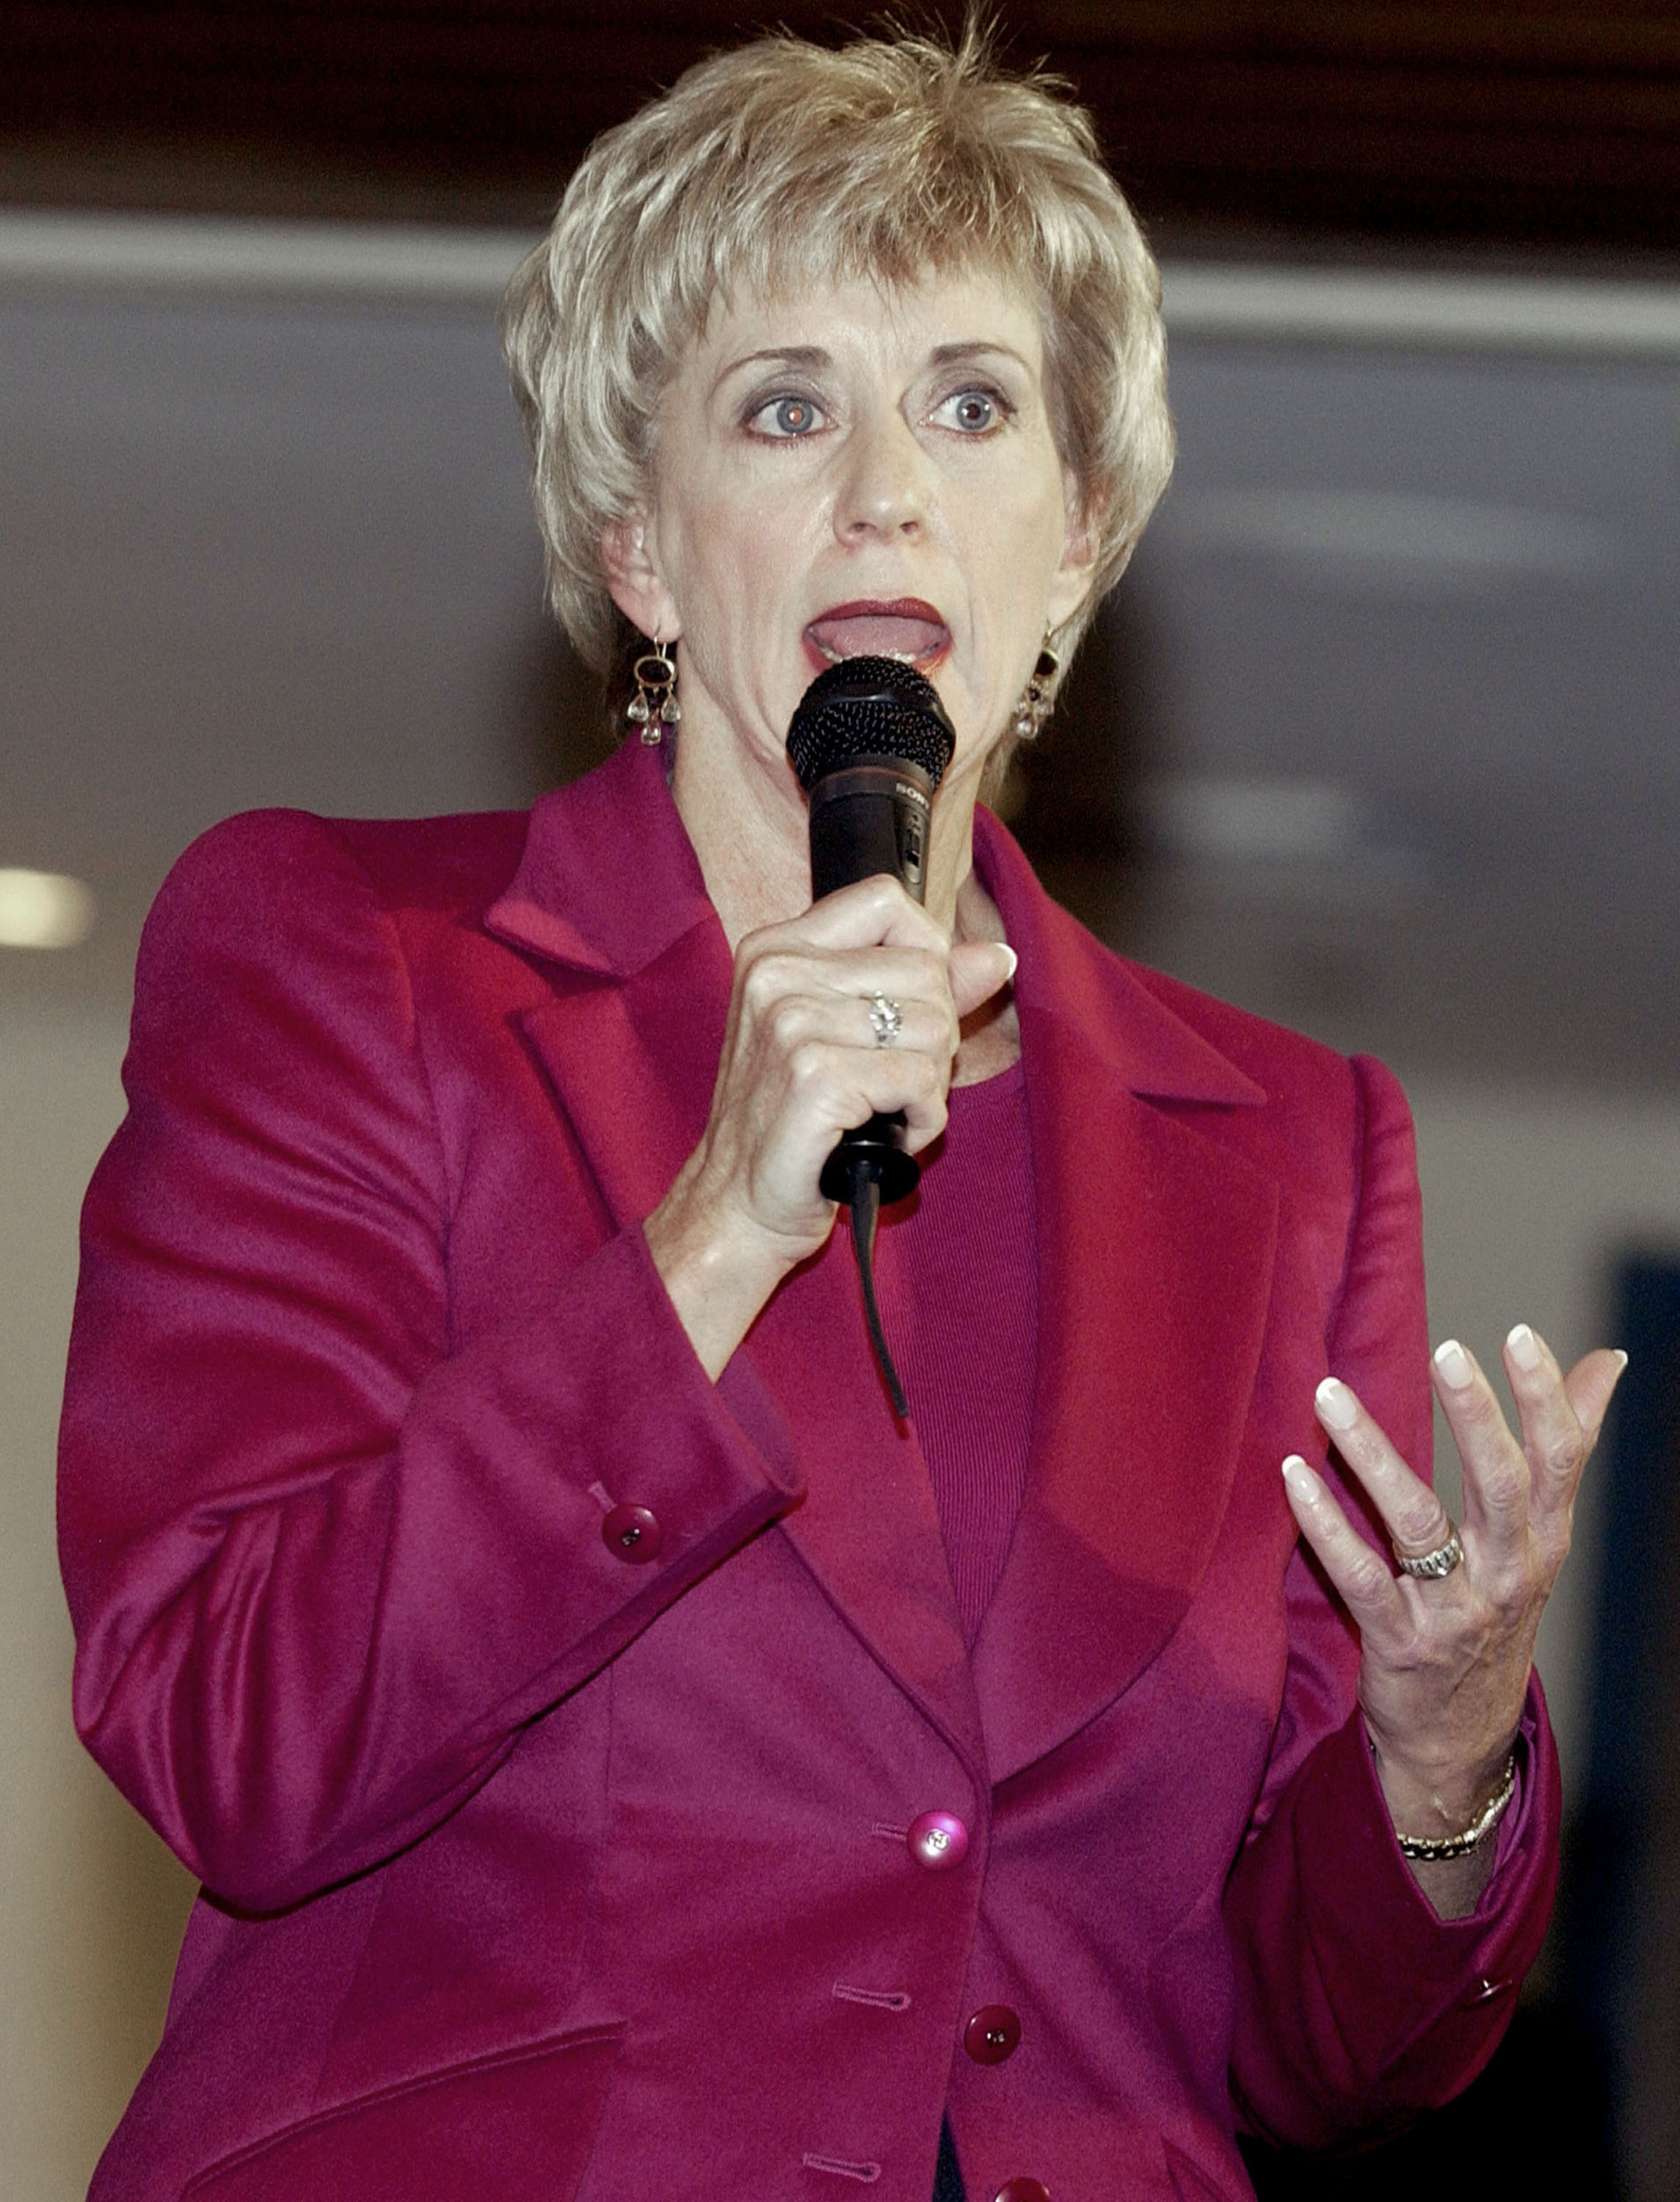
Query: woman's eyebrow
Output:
[[927, 341, 1033, 371], [710, 346, 832, 398]]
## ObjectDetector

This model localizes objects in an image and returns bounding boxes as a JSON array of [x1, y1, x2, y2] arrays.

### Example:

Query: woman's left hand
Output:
[[1281, 1326, 1626, 1914]]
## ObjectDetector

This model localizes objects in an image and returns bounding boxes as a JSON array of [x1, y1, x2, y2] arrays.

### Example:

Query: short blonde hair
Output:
[[501, 23, 1174, 676]]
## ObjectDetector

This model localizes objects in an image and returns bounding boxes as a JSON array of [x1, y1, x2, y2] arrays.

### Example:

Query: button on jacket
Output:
[[58, 738, 1559, 2202]]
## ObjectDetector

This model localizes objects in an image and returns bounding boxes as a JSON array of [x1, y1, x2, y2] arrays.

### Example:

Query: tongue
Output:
[[808, 613, 946, 662]]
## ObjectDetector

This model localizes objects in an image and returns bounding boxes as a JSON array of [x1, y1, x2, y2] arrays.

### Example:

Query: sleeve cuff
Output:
[[1295, 1672, 1560, 2061]]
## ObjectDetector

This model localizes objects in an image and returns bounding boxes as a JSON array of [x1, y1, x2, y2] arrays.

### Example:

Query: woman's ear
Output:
[[1044, 475, 1102, 631], [600, 512, 683, 642]]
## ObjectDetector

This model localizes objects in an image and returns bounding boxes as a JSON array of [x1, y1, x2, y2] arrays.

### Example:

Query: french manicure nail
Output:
[[1506, 1323, 1543, 1372], [1615, 1349, 1630, 1372], [1000, 945, 1019, 981], [1282, 1454, 1320, 1499], [1315, 1377, 1358, 1431], [1435, 1339, 1474, 1390]]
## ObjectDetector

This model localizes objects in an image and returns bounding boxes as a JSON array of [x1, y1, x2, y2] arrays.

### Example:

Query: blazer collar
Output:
[[971, 804, 1265, 1111], [485, 744, 1269, 1113], [484, 736, 718, 981]]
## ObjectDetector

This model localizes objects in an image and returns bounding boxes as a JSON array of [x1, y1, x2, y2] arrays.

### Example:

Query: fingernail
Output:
[[1314, 1377, 1358, 1431], [1506, 1323, 1543, 1372], [1282, 1454, 1320, 1500], [1434, 1339, 1474, 1389], [1615, 1349, 1630, 1372], [999, 944, 1019, 981]]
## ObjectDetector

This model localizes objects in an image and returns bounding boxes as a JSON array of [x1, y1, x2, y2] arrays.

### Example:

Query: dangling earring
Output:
[[627, 637, 680, 746], [1011, 637, 1061, 741]]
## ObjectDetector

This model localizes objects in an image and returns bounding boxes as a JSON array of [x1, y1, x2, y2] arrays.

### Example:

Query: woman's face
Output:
[[606, 266, 1096, 804]]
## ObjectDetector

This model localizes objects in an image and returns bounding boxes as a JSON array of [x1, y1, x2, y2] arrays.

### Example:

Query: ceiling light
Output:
[[0, 868, 97, 949]]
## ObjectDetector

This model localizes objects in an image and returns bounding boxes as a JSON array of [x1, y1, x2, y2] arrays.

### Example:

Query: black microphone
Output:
[[786, 655, 956, 1414]]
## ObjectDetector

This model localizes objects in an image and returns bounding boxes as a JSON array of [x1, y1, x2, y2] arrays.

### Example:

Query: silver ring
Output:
[[866, 992, 903, 1048], [1394, 1526, 1464, 1580]]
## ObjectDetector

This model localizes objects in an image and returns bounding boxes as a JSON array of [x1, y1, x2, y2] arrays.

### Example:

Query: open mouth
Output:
[[804, 600, 950, 672]]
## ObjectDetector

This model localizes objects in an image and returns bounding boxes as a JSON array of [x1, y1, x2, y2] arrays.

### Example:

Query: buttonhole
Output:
[[833, 1983, 912, 2011], [801, 2154, 882, 2183]]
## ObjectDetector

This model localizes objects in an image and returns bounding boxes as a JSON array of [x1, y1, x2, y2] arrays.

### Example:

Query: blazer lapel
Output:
[[743, 1242, 988, 1778], [484, 744, 985, 1779], [486, 741, 734, 1226], [970, 813, 1279, 1784]]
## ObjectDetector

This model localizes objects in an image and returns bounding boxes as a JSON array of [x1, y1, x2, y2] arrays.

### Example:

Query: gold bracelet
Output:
[[1394, 1755, 1518, 1861]]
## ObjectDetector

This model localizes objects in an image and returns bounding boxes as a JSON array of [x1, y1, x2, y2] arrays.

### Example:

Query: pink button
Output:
[[601, 1504, 663, 1563], [906, 1810, 968, 1870]]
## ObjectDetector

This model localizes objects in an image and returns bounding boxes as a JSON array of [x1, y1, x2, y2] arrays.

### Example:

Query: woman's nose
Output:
[[833, 411, 930, 540]]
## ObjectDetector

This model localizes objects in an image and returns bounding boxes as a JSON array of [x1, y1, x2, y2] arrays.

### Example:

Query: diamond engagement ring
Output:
[[1394, 1526, 1464, 1580], [866, 992, 903, 1047]]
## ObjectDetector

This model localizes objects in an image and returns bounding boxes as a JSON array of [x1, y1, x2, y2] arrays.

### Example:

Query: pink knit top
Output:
[[878, 1059, 1038, 1646]]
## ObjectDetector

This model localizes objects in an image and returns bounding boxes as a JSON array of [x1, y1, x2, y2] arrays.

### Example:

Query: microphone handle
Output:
[[807, 760, 933, 902], [810, 757, 934, 1210]]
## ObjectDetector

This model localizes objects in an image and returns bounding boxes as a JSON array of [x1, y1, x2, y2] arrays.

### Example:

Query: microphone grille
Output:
[[785, 656, 956, 791]]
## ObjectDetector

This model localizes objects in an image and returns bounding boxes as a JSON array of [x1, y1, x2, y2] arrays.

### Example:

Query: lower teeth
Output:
[[815, 642, 920, 664]]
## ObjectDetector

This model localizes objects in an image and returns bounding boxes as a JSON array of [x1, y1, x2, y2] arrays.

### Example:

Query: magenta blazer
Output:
[[59, 738, 1557, 2202]]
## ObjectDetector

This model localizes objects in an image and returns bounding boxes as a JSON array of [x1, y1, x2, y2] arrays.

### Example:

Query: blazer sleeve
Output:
[[58, 811, 801, 1914], [1221, 1053, 1562, 2148]]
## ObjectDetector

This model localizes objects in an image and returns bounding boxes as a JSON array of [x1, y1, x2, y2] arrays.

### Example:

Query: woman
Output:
[[59, 27, 1621, 2202]]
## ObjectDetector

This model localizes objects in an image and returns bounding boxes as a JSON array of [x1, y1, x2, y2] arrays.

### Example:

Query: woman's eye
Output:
[[750, 393, 824, 437], [934, 388, 1004, 435]]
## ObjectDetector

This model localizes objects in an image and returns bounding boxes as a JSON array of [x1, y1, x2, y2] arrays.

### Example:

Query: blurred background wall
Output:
[[3, 6, 1679, 2198]]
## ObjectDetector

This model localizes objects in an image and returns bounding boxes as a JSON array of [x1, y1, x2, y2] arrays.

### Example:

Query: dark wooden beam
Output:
[[4, 3, 1679, 249]]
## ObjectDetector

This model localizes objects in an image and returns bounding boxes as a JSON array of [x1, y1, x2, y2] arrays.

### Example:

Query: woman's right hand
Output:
[[644, 874, 1017, 1378]]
